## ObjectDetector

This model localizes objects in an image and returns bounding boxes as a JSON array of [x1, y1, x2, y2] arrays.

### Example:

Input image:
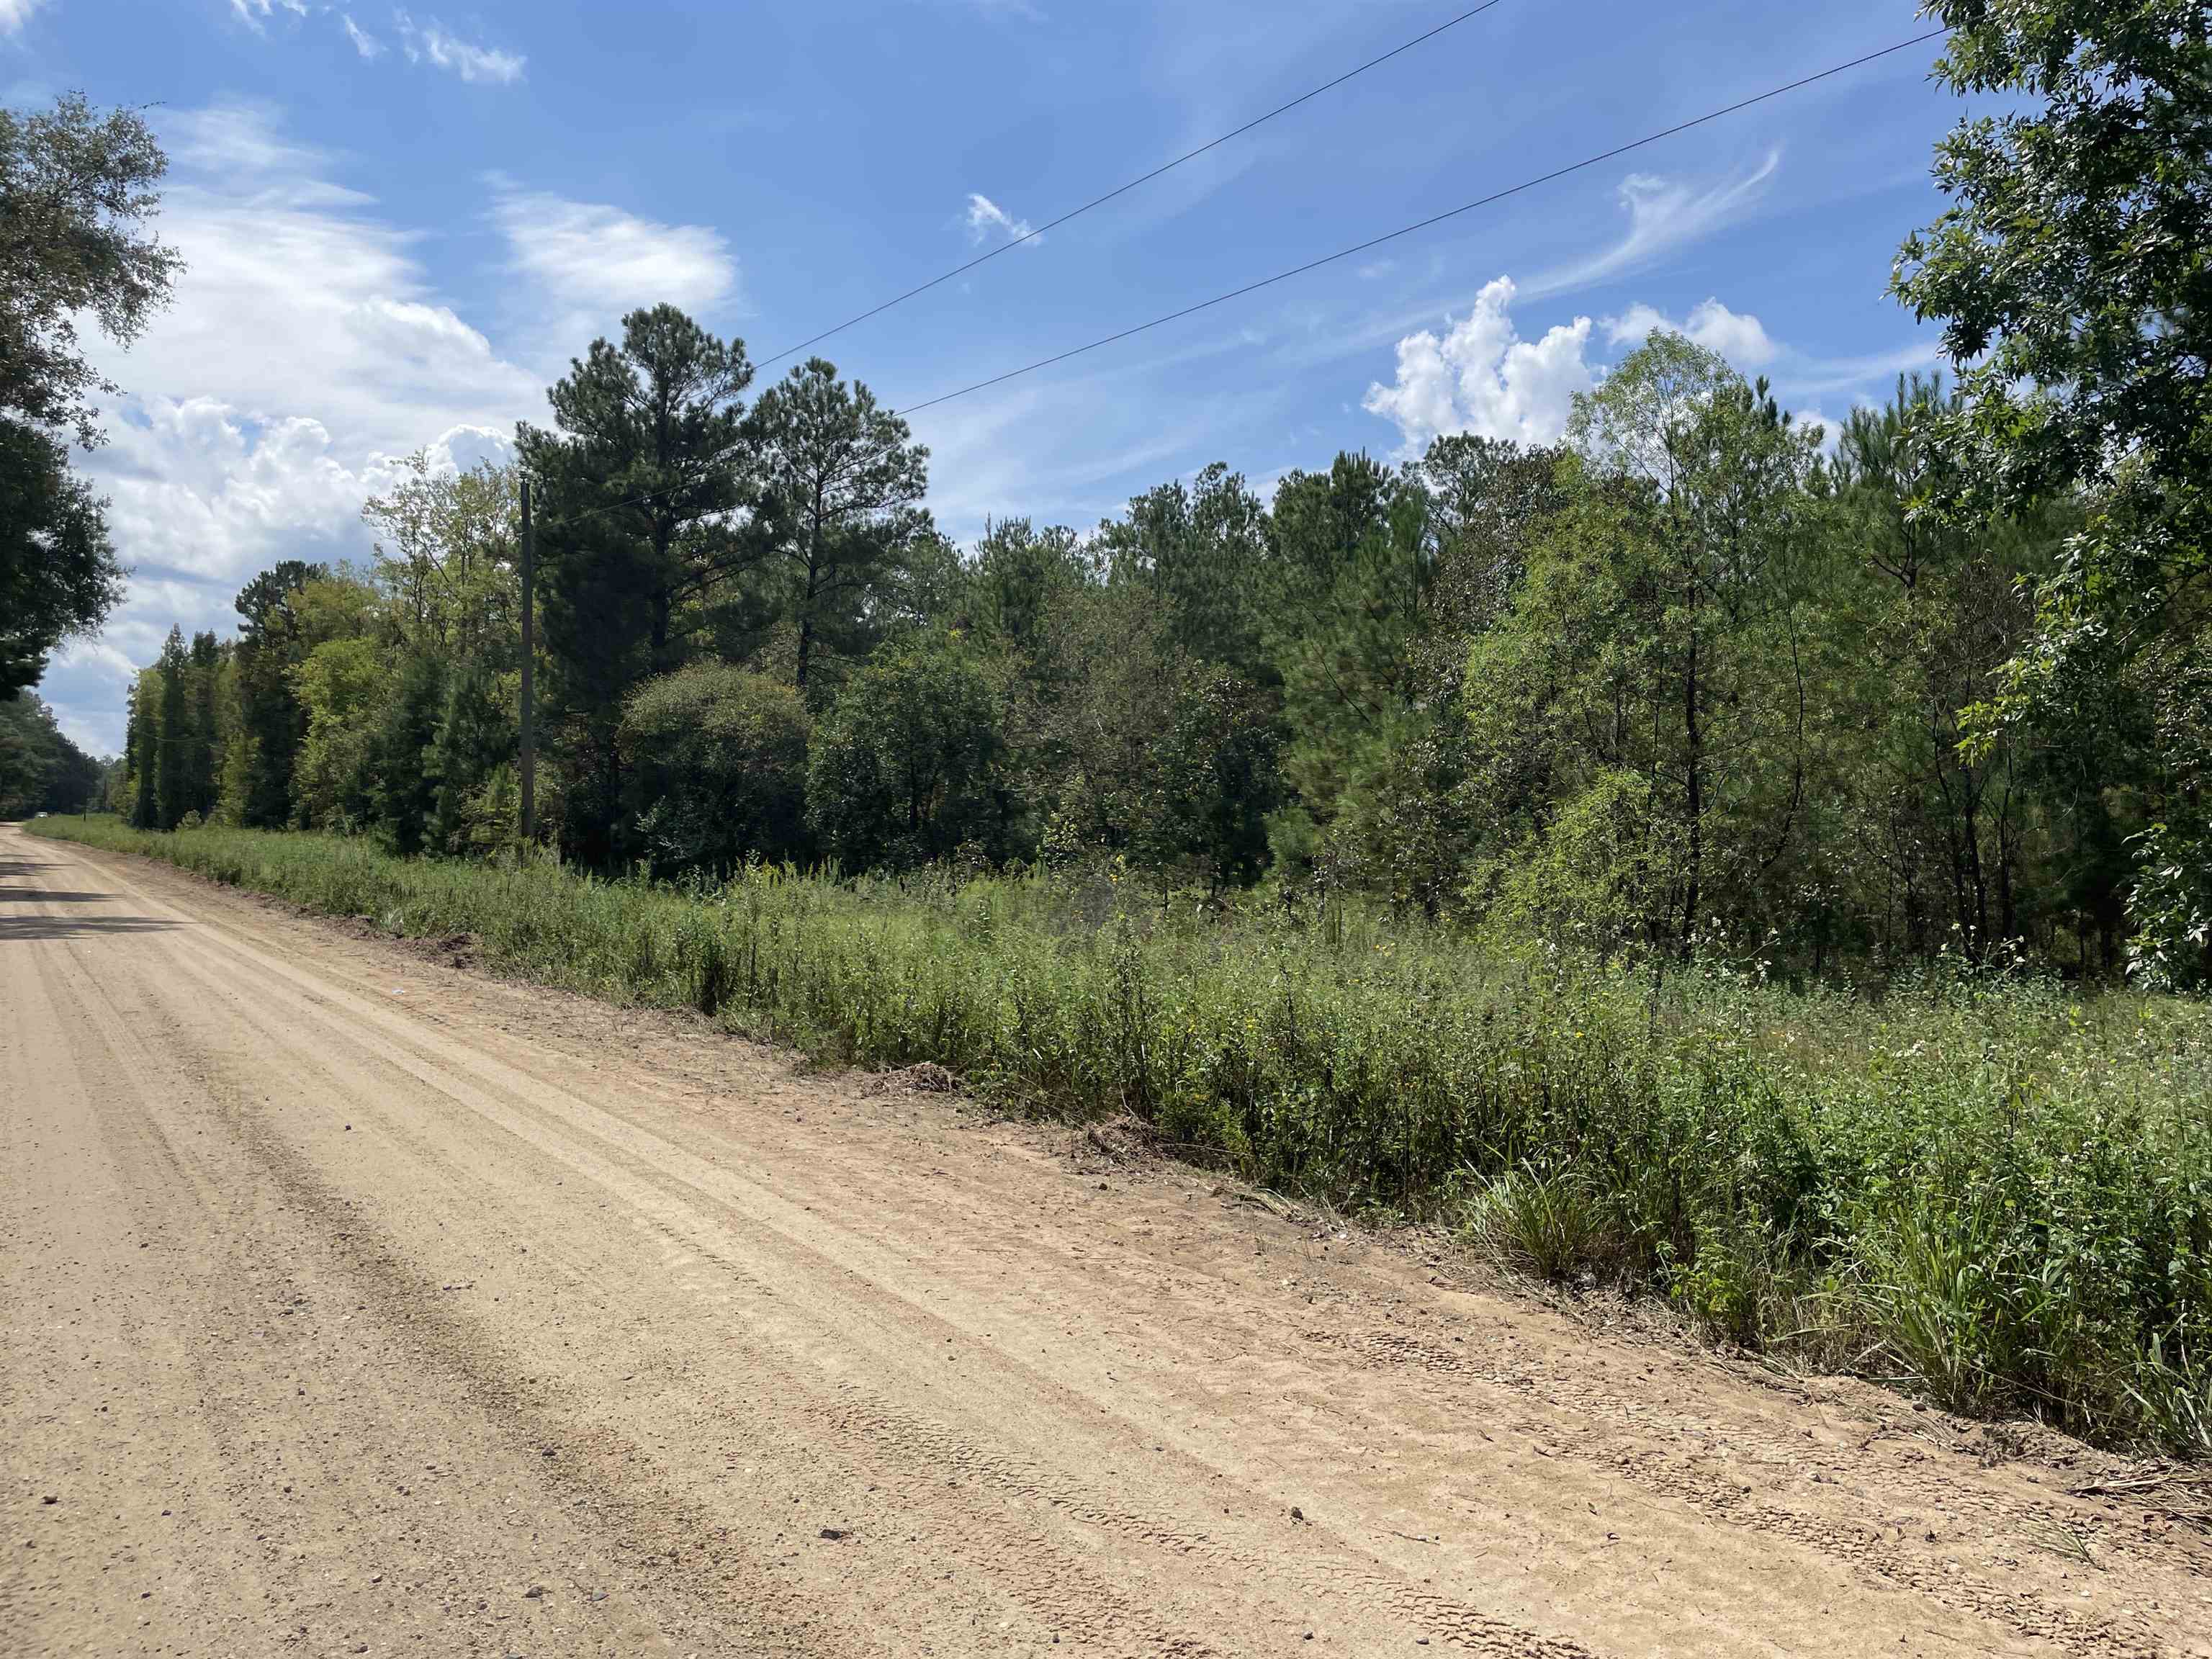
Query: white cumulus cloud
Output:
[[45, 104, 547, 751], [1362, 276, 1595, 456], [1364, 276, 1803, 459], [1606, 297, 1777, 367]]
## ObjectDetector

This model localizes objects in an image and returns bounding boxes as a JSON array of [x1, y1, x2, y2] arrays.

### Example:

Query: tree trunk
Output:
[[795, 487, 824, 691]]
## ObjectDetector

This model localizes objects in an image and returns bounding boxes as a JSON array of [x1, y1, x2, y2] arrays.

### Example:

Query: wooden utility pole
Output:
[[518, 475, 536, 845]]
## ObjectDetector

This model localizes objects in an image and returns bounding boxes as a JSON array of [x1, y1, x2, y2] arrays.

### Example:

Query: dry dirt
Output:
[[3, 822, 2208, 1658]]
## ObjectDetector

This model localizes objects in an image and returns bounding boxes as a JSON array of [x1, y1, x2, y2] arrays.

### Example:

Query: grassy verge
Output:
[[28, 814, 2212, 1455]]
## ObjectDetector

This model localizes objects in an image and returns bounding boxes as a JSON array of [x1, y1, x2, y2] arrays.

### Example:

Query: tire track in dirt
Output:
[[1300, 1326, 2176, 1657], [115, 894, 1600, 1657], [13, 825, 2211, 1659], [32, 910, 775, 1655]]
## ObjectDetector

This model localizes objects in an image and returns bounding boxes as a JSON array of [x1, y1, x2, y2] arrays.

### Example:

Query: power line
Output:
[[891, 30, 1948, 419], [755, 0, 1514, 369], [540, 29, 1947, 536]]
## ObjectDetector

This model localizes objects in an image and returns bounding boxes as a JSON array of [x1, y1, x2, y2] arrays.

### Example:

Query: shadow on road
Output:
[[0, 855, 69, 880], [0, 889, 115, 904], [0, 914, 179, 943]]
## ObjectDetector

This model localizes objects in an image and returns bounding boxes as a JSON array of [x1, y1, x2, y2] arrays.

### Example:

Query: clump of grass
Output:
[[1462, 1163, 1627, 1287], [2126, 1332, 2212, 1457], [29, 814, 2212, 1455], [1853, 1202, 2020, 1419]]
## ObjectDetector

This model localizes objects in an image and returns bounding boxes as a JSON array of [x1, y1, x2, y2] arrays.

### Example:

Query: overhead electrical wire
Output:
[[755, 0, 1515, 369], [539, 28, 1946, 535], [891, 30, 1947, 418]]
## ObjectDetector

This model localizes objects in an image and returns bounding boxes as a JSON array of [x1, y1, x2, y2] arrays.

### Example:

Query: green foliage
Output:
[[1269, 452, 1397, 619], [619, 659, 809, 876], [1855, 1200, 2020, 1419], [964, 518, 1087, 657], [1462, 1164, 1624, 1287], [748, 356, 936, 698], [32, 811, 2212, 1453], [292, 635, 388, 830], [1815, 377, 2087, 965], [1477, 768, 1663, 956], [1270, 457, 1444, 902], [361, 451, 522, 657], [1014, 573, 1178, 859], [1896, 1, 2212, 984], [125, 667, 160, 829], [0, 92, 179, 691], [1463, 339, 1825, 956], [153, 626, 192, 830], [369, 650, 446, 858], [0, 690, 103, 817], [0, 91, 182, 442], [1101, 462, 1272, 675], [427, 655, 518, 856], [230, 560, 332, 827], [0, 416, 120, 697], [518, 305, 760, 863], [806, 632, 1015, 871], [1141, 664, 1282, 889]]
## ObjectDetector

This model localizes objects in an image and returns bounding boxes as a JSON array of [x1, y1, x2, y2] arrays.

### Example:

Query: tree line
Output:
[[108, 318, 2188, 983], [0, 691, 104, 819]]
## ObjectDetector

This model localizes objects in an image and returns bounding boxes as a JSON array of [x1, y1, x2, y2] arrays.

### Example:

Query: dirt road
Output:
[[2, 824, 2206, 1658]]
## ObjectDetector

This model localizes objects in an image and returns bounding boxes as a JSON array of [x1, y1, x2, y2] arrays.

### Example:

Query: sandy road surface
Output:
[[1, 824, 2206, 1659]]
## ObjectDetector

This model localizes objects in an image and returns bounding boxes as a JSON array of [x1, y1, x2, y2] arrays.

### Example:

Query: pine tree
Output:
[[154, 626, 189, 830]]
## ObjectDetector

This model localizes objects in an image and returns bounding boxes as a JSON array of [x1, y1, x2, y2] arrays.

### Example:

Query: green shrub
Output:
[[620, 661, 809, 877], [805, 633, 1017, 871]]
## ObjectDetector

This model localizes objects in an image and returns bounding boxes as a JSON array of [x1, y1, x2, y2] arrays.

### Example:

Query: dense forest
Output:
[[106, 336, 2193, 986], [0, 690, 105, 819]]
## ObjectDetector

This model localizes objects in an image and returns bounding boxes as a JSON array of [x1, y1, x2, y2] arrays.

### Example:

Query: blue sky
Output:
[[9, 0, 1961, 752]]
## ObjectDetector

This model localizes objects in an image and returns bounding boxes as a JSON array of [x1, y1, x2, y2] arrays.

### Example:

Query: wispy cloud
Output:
[[488, 180, 739, 338], [1524, 150, 1781, 302], [395, 11, 525, 85], [1271, 156, 1789, 383], [912, 377, 1277, 543], [341, 13, 384, 59], [1773, 339, 1943, 400], [0, 0, 49, 37], [964, 192, 1039, 248], [229, 0, 307, 30]]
